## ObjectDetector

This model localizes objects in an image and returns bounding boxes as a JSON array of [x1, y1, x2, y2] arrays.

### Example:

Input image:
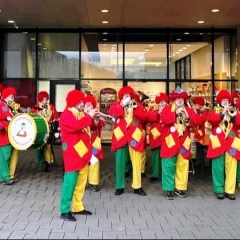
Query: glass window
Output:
[[214, 33, 237, 80], [4, 33, 36, 78], [80, 79, 123, 142], [38, 33, 79, 78], [2, 78, 36, 108], [125, 33, 167, 79], [169, 31, 212, 79], [81, 32, 123, 79]]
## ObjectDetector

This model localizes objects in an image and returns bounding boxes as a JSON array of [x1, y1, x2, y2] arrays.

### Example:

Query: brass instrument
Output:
[[228, 106, 237, 118], [176, 106, 190, 126], [128, 99, 138, 108], [96, 111, 116, 124], [39, 104, 52, 121], [8, 101, 20, 115]]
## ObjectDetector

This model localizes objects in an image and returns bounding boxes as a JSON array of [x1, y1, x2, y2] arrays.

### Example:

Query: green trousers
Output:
[[0, 145, 13, 181], [162, 156, 177, 191], [115, 145, 128, 189], [125, 149, 132, 174], [151, 147, 161, 178], [237, 161, 240, 184], [36, 148, 45, 165], [212, 152, 237, 194], [60, 171, 79, 214]]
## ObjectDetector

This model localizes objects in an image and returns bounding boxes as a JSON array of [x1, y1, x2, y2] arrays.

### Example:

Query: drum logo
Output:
[[8, 114, 36, 150]]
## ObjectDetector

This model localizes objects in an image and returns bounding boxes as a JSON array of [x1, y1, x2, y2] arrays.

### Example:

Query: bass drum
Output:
[[8, 113, 49, 151]]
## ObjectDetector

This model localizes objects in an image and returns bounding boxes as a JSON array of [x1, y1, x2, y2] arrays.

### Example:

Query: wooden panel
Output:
[[5, 0, 58, 27], [85, 0, 125, 26], [46, 0, 90, 26], [122, 0, 166, 26]]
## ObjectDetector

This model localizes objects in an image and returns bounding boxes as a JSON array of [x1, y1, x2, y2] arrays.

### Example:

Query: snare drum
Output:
[[8, 113, 49, 150]]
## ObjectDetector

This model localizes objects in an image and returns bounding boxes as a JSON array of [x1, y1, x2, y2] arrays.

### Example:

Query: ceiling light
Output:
[[103, 32, 108, 35], [103, 39, 107, 41], [139, 62, 162, 66], [184, 32, 189, 35], [102, 21, 108, 24], [103, 44, 107, 46], [149, 44, 154, 47], [43, 48, 47, 50], [8, 20, 14, 23], [200, 33, 203, 35], [182, 47, 187, 49], [101, 9, 109, 13], [186, 45, 191, 47], [198, 20, 205, 24], [179, 50, 183, 52], [144, 49, 149, 52], [30, 38, 35, 40], [176, 39, 181, 41], [212, 9, 219, 12], [38, 43, 42, 46]]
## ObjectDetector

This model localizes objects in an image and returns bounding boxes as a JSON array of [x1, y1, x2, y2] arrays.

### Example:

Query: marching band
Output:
[[2, 82, 240, 221]]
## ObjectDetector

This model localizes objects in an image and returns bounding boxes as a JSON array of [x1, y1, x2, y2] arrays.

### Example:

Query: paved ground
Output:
[[1, 145, 240, 239]]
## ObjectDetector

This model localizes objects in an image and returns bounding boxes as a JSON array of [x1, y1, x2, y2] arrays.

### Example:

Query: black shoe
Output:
[[60, 212, 76, 221], [225, 193, 236, 200], [174, 189, 187, 198], [216, 193, 224, 200], [43, 161, 49, 172], [1, 180, 14, 185], [10, 178, 18, 183], [134, 188, 147, 196], [89, 184, 99, 192], [141, 173, 146, 178], [166, 191, 174, 200], [115, 188, 124, 196], [148, 177, 158, 182], [72, 209, 92, 215]]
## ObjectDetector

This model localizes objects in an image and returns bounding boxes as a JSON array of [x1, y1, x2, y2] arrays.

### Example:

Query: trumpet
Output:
[[127, 100, 137, 108], [227, 106, 237, 118], [96, 111, 116, 124], [7, 101, 20, 115]]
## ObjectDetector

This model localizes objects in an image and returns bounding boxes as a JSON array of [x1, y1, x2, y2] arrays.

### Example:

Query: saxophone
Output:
[[39, 104, 52, 122]]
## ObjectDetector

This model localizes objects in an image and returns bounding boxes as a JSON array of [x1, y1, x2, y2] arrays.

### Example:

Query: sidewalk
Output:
[[0, 145, 240, 239]]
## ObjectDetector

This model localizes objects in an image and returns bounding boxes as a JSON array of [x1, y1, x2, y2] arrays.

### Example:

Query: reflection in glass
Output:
[[169, 32, 212, 79], [4, 33, 36, 78], [81, 32, 123, 79], [38, 33, 79, 78], [125, 33, 167, 79]]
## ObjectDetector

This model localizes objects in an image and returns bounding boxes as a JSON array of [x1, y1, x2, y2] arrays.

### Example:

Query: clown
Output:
[[84, 94, 105, 192], [207, 90, 240, 200], [0, 87, 17, 185], [147, 92, 169, 183], [108, 86, 148, 196], [31, 91, 59, 172], [160, 86, 201, 200], [59, 89, 98, 221]]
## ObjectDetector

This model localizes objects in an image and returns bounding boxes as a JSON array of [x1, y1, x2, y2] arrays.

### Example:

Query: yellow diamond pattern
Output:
[[150, 127, 161, 140], [113, 126, 124, 141], [74, 140, 88, 158], [132, 128, 143, 142]]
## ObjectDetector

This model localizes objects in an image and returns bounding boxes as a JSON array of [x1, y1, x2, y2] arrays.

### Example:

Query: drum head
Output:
[[8, 113, 46, 150]]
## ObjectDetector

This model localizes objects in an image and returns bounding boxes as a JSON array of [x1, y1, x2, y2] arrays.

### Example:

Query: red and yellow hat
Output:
[[216, 89, 231, 104], [192, 96, 205, 106], [85, 94, 97, 108], [2, 87, 16, 99], [118, 86, 135, 100], [170, 86, 188, 101], [66, 90, 85, 107], [155, 92, 169, 104], [38, 91, 49, 102]]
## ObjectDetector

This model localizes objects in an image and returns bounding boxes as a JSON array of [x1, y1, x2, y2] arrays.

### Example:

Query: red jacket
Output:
[[108, 101, 148, 152], [206, 110, 240, 160], [147, 109, 166, 149], [59, 107, 93, 172], [0, 100, 15, 147], [91, 119, 105, 160], [160, 104, 202, 159]]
